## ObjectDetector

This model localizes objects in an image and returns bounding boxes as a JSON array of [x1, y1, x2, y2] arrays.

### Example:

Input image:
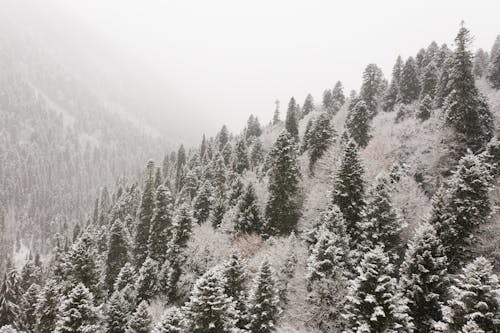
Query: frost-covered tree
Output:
[[135, 161, 156, 267], [135, 257, 159, 304], [399, 224, 449, 333], [106, 291, 131, 333], [487, 46, 500, 89], [434, 56, 453, 108], [114, 263, 136, 292], [382, 56, 403, 112], [360, 63, 384, 115], [420, 61, 438, 100], [445, 25, 494, 152], [0, 269, 23, 329], [148, 185, 174, 264], [247, 261, 280, 333], [332, 139, 365, 247], [417, 94, 433, 121], [246, 115, 262, 138], [272, 100, 280, 125], [250, 138, 264, 170], [345, 100, 371, 148], [302, 93, 315, 116], [308, 112, 334, 170], [473, 48, 489, 78], [344, 247, 412, 333], [399, 57, 420, 104], [285, 97, 299, 141], [332, 81, 346, 113], [193, 181, 212, 224], [184, 268, 236, 333], [444, 257, 500, 332], [35, 279, 60, 333], [21, 282, 40, 332], [106, 219, 130, 292], [210, 193, 226, 229], [265, 131, 300, 235], [153, 307, 184, 333], [322, 89, 334, 113], [126, 301, 152, 333], [222, 253, 248, 329], [232, 138, 249, 174], [175, 145, 187, 191], [301, 118, 314, 152], [234, 183, 263, 236], [54, 283, 101, 333]]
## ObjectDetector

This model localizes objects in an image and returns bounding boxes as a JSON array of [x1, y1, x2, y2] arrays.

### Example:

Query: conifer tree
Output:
[[265, 131, 300, 235], [35, 279, 60, 333], [0, 269, 23, 330], [21, 282, 40, 332], [445, 25, 494, 152], [302, 93, 314, 116], [360, 63, 384, 115], [171, 205, 193, 249], [234, 183, 263, 235], [184, 268, 236, 333], [232, 138, 249, 174], [285, 97, 299, 141], [210, 193, 226, 229], [272, 100, 280, 125], [332, 138, 365, 246], [126, 301, 152, 333], [301, 117, 314, 152], [20, 259, 41, 292], [106, 219, 130, 292], [331, 81, 346, 113], [399, 224, 449, 333], [193, 181, 213, 224], [54, 283, 101, 333], [420, 61, 438, 100], [444, 257, 500, 332], [135, 257, 159, 304], [153, 307, 184, 333], [345, 100, 371, 148], [217, 125, 230, 151], [399, 56, 420, 104], [308, 112, 334, 170], [222, 253, 248, 329], [417, 94, 433, 121], [382, 56, 403, 112], [106, 291, 131, 333], [114, 263, 136, 292], [473, 49, 489, 78], [135, 161, 156, 268], [247, 261, 280, 333], [344, 247, 412, 332], [200, 134, 207, 160], [246, 115, 262, 138], [250, 138, 264, 170], [322, 89, 334, 113], [487, 47, 500, 89], [148, 185, 174, 264]]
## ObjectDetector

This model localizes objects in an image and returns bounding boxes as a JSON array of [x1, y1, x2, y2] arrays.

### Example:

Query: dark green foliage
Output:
[[246, 115, 262, 138], [301, 118, 314, 152], [382, 56, 403, 112], [135, 161, 156, 268], [420, 61, 438, 100], [126, 301, 152, 333], [399, 57, 420, 104], [302, 93, 315, 116], [105, 219, 130, 292], [0, 269, 23, 329], [232, 138, 249, 174], [135, 257, 159, 304], [345, 100, 371, 148], [223, 253, 248, 329], [21, 283, 41, 332], [265, 131, 300, 236], [360, 63, 385, 115], [285, 97, 299, 141], [153, 307, 184, 333], [35, 279, 61, 333], [193, 181, 213, 224], [308, 112, 334, 170], [106, 291, 131, 333], [331, 81, 345, 113], [417, 95, 433, 121], [234, 183, 263, 235], [148, 185, 174, 264]]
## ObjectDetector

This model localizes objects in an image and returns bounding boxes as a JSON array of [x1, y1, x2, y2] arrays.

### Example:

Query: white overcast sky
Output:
[[7, 0, 500, 140]]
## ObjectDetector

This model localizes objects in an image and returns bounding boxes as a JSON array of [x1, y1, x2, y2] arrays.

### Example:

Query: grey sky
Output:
[[5, 0, 500, 142]]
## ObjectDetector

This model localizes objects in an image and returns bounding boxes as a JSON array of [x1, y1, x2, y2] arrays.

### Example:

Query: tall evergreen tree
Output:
[[302, 93, 315, 116], [322, 89, 334, 113], [193, 181, 213, 224], [285, 97, 299, 141], [399, 57, 420, 104], [434, 55, 454, 108], [217, 125, 230, 151], [126, 301, 152, 333], [135, 161, 156, 268], [35, 279, 60, 333], [148, 185, 174, 264], [417, 94, 433, 121], [382, 56, 403, 112], [247, 261, 280, 333], [222, 253, 248, 330], [106, 291, 131, 333], [153, 307, 184, 333], [272, 100, 280, 125], [308, 112, 334, 170], [331, 81, 346, 113], [345, 100, 371, 148], [21, 282, 40, 332], [445, 25, 494, 152], [234, 183, 263, 235], [232, 138, 249, 174], [175, 145, 186, 191], [301, 117, 314, 152], [360, 63, 385, 115], [105, 219, 130, 292], [420, 61, 438, 100], [135, 257, 159, 304], [473, 48, 489, 78], [399, 224, 449, 333], [264, 131, 300, 235], [0, 269, 23, 330], [487, 46, 500, 89]]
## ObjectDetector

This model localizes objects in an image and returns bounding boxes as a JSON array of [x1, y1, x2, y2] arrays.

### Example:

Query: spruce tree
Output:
[[184, 268, 236, 333], [217, 125, 230, 151], [0, 269, 23, 330], [473, 48, 489, 78], [308, 112, 334, 170], [332, 139, 365, 247], [35, 279, 60, 333], [54, 283, 101, 333], [153, 307, 184, 333], [360, 63, 384, 115], [285, 97, 299, 141], [272, 100, 280, 125], [487, 47, 500, 89], [382, 56, 403, 112], [417, 94, 433, 121], [210, 193, 226, 229], [399, 224, 449, 333], [148, 185, 174, 264], [135, 257, 159, 304], [247, 261, 280, 333], [322, 89, 334, 113], [264, 131, 300, 235], [175, 145, 186, 191], [234, 183, 263, 236], [445, 257, 500, 332], [302, 93, 315, 116], [21, 282, 40, 332], [301, 117, 314, 152], [250, 138, 264, 170], [135, 161, 156, 268], [126, 301, 152, 333], [434, 55, 453, 108], [106, 291, 131, 333], [420, 61, 438, 100], [399, 56, 420, 104], [331, 81, 345, 113], [114, 263, 136, 292], [445, 25, 494, 152], [246, 115, 262, 138], [344, 247, 412, 332], [232, 138, 249, 174], [105, 219, 130, 292], [345, 100, 371, 148], [222, 253, 248, 330], [193, 181, 212, 224]]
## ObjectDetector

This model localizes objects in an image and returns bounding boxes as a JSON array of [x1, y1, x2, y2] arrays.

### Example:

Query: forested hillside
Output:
[[0, 25, 499, 333]]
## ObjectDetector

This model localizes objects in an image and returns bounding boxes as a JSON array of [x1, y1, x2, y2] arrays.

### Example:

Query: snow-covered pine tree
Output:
[[332, 138, 365, 248], [273, 100, 280, 125], [264, 131, 300, 236], [210, 192, 226, 229], [21, 282, 40, 332], [247, 261, 280, 333], [0, 269, 23, 330], [399, 224, 449, 333], [171, 205, 193, 249], [246, 114, 262, 138], [360, 63, 385, 116], [114, 263, 136, 292], [332, 81, 346, 113], [184, 268, 236, 333], [344, 246, 412, 333], [487, 35, 500, 88], [134, 160, 156, 268], [193, 181, 212, 224], [444, 257, 500, 332], [420, 61, 438, 100], [152, 307, 184, 333], [35, 279, 60, 333], [445, 25, 494, 152], [19, 259, 41, 292], [234, 183, 263, 236], [232, 137, 249, 175], [175, 145, 187, 191], [322, 89, 334, 113], [126, 301, 152, 333], [217, 125, 230, 151], [417, 94, 433, 121], [309, 112, 334, 170], [250, 138, 264, 170], [302, 93, 315, 116], [135, 257, 159, 304], [148, 185, 174, 264], [106, 290, 131, 333], [285, 97, 299, 141], [462, 320, 486, 333], [473, 48, 489, 78], [399, 56, 420, 104], [301, 117, 314, 152], [222, 253, 248, 329], [382, 55, 403, 112], [105, 219, 130, 292], [54, 283, 101, 333], [346, 100, 371, 148]]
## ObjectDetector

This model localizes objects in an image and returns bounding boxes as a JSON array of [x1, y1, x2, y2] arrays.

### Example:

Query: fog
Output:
[[3, 0, 500, 143]]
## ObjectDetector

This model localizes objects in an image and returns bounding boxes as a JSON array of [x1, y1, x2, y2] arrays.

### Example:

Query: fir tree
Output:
[[445, 25, 494, 152], [35, 279, 60, 333], [345, 100, 371, 148], [250, 138, 264, 170], [234, 183, 263, 236], [154, 167, 162, 191], [223, 253, 248, 329], [246, 115, 262, 138], [171, 205, 193, 249], [434, 54, 453, 108], [114, 263, 137, 292], [0, 269, 23, 330], [399, 56, 420, 104], [487, 47, 500, 89], [302, 93, 315, 116], [322, 89, 334, 113], [232, 138, 249, 174], [285, 97, 299, 141], [135, 161, 156, 268], [54, 283, 101, 333], [420, 61, 438, 100], [193, 181, 212, 224], [217, 125, 230, 151], [153, 307, 184, 333], [331, 81, 345, 113], [264, 131, 300, 235], [106, 291, 131, 333], [272, 100, 280, 125], [148, 185, 174, 264], [332, 139, 365, 246], [126, 301, 152, 333], [247, 261, 280, 333], [20, 259, 41, 292], [344, 247, 412, 333], [301, 117, 314, 152], [210, 193, 226, 229], [308, 112, 334, 170], [399, 224, 449, 333], [417, 94, 433, 121], [184, 268, 236, 333], [21, 282, 40, 332], [360, 63, 385, 115], [382, 55, 403, 112], [106, 219, 130, 292], [135, 257, 159, 304], [445, 257, 500, 332]]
